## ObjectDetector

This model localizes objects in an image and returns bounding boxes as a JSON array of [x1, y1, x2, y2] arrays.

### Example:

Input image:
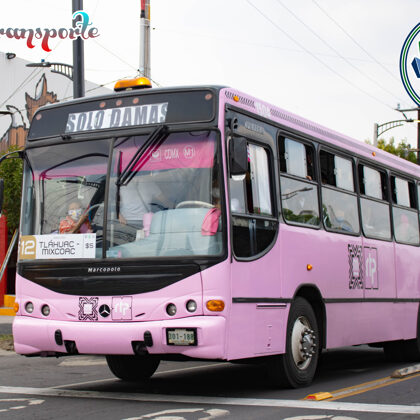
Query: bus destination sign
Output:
[[28, 90, 215, 140], [65, 103, 168, 133], [19, 234, 96, 260]]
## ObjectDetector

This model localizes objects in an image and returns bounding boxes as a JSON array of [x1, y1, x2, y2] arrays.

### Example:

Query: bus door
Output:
[[227, 135, 280, 358]]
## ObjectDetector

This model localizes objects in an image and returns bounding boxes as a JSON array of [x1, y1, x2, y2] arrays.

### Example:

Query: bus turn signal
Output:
[[206, 300, 225, 312]]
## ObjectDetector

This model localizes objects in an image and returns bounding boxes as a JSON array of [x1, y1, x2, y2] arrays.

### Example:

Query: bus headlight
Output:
[[186, 300, 197, 312], [25, 302, 34, 313], [41, 305, 50, 316], [166, 303, 177, 316]]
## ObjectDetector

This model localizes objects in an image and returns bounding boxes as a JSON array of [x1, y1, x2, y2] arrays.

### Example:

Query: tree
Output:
[[365, 137, 417, 164], [0, 146, 23, 233]]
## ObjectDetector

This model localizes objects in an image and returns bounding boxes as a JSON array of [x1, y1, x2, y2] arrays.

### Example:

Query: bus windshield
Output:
[[20, 130, 223, 260]]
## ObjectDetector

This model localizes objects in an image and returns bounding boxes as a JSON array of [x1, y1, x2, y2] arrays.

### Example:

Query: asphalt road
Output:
[[0, 328, 420, 420]]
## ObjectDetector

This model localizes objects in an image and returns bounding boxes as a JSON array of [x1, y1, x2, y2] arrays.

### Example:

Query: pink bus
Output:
[[9, 78, 420, 388]]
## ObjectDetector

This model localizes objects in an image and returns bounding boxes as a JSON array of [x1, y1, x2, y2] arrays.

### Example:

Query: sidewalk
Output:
[[0, 315, 13, 335]]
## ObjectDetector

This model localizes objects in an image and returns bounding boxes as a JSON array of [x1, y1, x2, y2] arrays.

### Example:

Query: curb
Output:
[[391, 364, 420, 378]]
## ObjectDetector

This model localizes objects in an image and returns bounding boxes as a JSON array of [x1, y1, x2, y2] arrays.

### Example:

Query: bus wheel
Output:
[[268, 297, 319, 388], [402, 325, 420, 362], [106, 355, 160, 381]]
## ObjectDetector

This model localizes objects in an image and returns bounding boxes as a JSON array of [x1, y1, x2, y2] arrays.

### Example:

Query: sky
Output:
[[0, 0, 419, 147]]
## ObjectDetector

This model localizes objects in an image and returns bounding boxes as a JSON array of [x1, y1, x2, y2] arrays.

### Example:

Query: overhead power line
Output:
[[311, 0, 402, 85], [246, 0, 394, 110], [276, 0, 406, 106]]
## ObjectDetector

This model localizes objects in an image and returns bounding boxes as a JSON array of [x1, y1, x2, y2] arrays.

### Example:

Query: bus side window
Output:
[[391, 176, 419, 245], [230, 140, 277, 258], [359, 165, 391, 240], [320, 150, 359, 234], [279, 138, 319, 227]]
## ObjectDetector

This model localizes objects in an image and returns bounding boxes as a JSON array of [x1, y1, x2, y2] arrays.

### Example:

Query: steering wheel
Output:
[[175, 201, 214, 209], [150, 202, 167, 212]]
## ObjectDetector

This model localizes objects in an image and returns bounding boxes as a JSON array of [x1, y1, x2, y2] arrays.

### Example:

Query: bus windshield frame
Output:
[[19, 125, 226, 263]]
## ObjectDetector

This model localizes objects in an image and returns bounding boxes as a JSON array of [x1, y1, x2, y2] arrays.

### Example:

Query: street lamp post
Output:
[[373, 119, 414, 147], [374, 108, 420, 164], [72, 0, 85, 98], [26, 61, 74, 81]]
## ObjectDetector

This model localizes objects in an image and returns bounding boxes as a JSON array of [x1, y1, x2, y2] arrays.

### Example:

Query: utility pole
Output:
[[417, 109, 420, 165], [72, 0, 85, 98], [140, 0, 151, 79]]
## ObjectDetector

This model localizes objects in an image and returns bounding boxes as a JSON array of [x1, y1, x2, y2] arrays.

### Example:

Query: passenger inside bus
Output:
[[59, 200, 93, 234], [117, 173, 172, 241]]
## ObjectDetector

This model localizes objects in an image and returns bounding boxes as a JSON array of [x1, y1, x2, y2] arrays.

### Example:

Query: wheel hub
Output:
[[291, 316, 317, 370]]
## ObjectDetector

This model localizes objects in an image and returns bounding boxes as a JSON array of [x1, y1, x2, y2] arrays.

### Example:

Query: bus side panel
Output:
[[200, 260, 232, 359], [281, 224, 367, 349], [395, 243, 420, 300], [280, 225, 363, 301], [325, 302, 418, 347], [228, 242, 288, 360], [362, 237, 395, 300]]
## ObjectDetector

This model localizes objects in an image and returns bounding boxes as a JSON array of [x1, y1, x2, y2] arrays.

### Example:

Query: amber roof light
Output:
[[114, 77, 152, 92]]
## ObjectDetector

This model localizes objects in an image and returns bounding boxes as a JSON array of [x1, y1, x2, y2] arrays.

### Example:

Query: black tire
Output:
[[384, 310, 420, 362], [106, 355, 160, 381], [267, 297, 320, 388], [383, 340, 405, 362], [402, 337, 420, 362]]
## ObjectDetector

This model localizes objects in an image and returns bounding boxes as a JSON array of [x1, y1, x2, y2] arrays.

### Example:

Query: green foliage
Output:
[[365, 137, 417, 164], [0, 146, 23, 233]]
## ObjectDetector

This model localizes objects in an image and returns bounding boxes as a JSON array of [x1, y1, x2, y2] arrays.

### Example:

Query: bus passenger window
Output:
[[359, 165, 391, 240], [230, 140, 277, 258], [391, 176, 419, 245], [279, 138, 319, 227], [418, 184, 420, 211], [280, 138, 314, 181], [320, 151, 359, 234]]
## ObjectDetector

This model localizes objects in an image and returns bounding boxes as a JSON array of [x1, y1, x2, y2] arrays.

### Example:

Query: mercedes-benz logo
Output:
[[99, 304, 111, 318]]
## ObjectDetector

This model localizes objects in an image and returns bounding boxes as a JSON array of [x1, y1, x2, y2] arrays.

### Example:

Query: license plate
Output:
[[166, 328, 197, 346]]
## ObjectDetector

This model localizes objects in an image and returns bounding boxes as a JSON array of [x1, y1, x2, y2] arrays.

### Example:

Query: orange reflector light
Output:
[[233, 95, 239, 102], [372, 151, 376, 156], [13, 302, 19, 313], [304, 392, 332, 401], [114, 77, 152, 92], [206, 300, 225, 312], [307, 264, 313, 271]]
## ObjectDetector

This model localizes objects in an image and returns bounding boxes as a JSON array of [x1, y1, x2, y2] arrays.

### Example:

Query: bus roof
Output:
[[222, 87, 420, 180]]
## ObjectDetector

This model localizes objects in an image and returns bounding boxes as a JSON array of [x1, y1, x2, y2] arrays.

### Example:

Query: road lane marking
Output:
[[122, 408, 230, 420], [318, 372, 420, 401], [0, 385, 420, 415], [53, 362, 227, 389], [0, 398, 44, 414]]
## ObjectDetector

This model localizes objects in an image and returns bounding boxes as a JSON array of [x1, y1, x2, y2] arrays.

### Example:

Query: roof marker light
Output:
[[114, 77, 152, 92]]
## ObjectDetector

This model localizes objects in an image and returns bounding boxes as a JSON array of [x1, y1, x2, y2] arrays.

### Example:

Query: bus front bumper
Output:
[[13, 315, 226, 359]]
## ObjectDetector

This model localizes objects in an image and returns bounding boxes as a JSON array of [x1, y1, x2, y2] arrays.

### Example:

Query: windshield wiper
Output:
[[117, 124, 168, 186]]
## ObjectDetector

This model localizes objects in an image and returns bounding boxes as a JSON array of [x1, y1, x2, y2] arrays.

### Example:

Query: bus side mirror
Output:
[[229, 137, 248, 177], [0, 179, 4, 214]]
